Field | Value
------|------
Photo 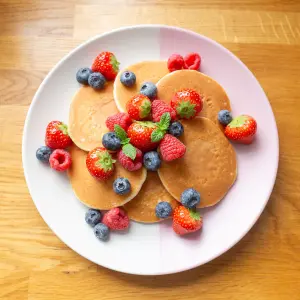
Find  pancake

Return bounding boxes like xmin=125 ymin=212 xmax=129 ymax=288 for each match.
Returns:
xmin=124 ymin=171 xmax=179 ymax=223
xmin=158 ymin=117 xmax=237 ymax=208
xmin=113 ymin=61 xmax=169 ymax=112
xmin=69 ymin=84 xmax=118 ymax=152
xmin=68 ymin=145 xmax=147 ymax=210
xmin=156 ymin=70 xmax=231 ymax=128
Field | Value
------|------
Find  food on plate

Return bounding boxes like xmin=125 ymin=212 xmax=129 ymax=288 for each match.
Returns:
xmin=143 ymin=151 xmax=161 ymax=171
xmin=159 ymin=134 xmax=186 ymax=162
xmin=88 ymin=72 xmax=106 ymax=90
xmin=93 ymin=223 xmax=110 ymax=241
xmin=85 ymin=208 xmax=102 ymax=227
xmin=168 ymin=121 xmax=184 ymax=137
xmin=45 ymin=121 xmax=73 ymax=149
xmin=126 ymin=94 xmax=151 ymax=121
xmin=151 ymin=99 xmax=176 ymax=123
xmin=183 ymin=53 xmax=201 ymax=70
xmin=76 ymin=67 xmax=92 ymax=85
xmin=102 ymin=207 xmax=130 ymax=230
xmin=113 ymin=177 xmax=131 ymax=195
xmin=36 ymin=146 xmax=53 ymax=163
xmin=49 ymin=149 xmax=72 ymax=172
xmin=139 ymin=81 xmax=157 ymax=100
xmin=218 ymin=109 xmax=233 ymax=126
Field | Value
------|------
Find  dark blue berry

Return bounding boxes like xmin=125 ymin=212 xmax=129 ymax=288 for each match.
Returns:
xmin=140 ymin=82 xmax=157 ymax=100
xmin=36 ymin=146 xmax=53 ymax=163
xmin=143 ymin=151 xmax=161 ymax=171
xmin=168 ymin=121 xmax=184 ymax=137
xmin=155 ymin=202 xmax=172 ymax=219
xmin=102 ymin=132 xmax=121 ymax=151
xmin=85 ymin=209 xmax=102 ymax=227
xmin=76 ymin=67 xmax=92 ymax=85
xmin=120 ymin=71 xmax=136 ymax=87
xmin=181 ymin=188 xmax=200 ymax=208
xmin=218 ymin=110 xmax=233 ymax=126
xmin=88 ymin=72 xmax=106 ymax=90
xmin=113 ymin=178 xmax=131 ymax=195
xmin=93 ymin=223 xmax=109 ymax=241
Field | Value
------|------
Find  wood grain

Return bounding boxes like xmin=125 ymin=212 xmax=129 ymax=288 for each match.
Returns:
xmin=0 ymin=1 xmax=300 ymax=299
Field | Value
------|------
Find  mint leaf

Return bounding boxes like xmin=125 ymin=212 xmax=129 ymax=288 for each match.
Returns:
xmin=158 ymin=112 xmax=171 ymax=131
xmin=114 ymin=125 xmax=127 ymax=142
xmin=151 ymin=129 xmax=164 ymax=143
xmin=122 ymin=143 xmax=137 ymax=160
xmin=121 ymin=138 xmax=130 ymax=145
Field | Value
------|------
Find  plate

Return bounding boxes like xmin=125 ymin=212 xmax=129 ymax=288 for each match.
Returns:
xmin=22 ymin=25 xmax=279 ymax=275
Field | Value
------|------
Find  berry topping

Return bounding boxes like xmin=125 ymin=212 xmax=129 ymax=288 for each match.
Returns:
xmin=151 ymin=99 xmax=176 ymax=123
xmin=117 ymin=148 xmax=143 ymax=171
xmin=168 ymin=121 xmax=184 ymax=138
xmin=183 ymin=53 xmax=201 ymax=70
xmin=180 ymin=188 xmax=201 ymax=208
xmin=114 ymin=125 xmax=137 ymax=160
xmin=155 ymin=202 xmax=173 ymax=219
xmin=120 ymin=71 xmax=136 ymax=87
xmin=151 ymin=112 xmax=171 ymax=143
xmin=94 ymin=223 xmax=110 ymax=241
xmin=45 ymin=121 xmax=73 ymax=149
xmin=159 ymin=134 xmax=186 ymax=162
xmin=102 ymin=132 xmax=121 ymax=151
xmin=102 ymin=207 xmax=130 ymax=231
xmin=167 ymin=54 xmax=185 ymax=72
xmin=140 ymin=82 xmax=157 ymax=100
xmin=105 ymin=113 xmax=132 ymax=132
xmin=171 ymin=89 xmax=203 ymax=119
xmin=143 ymin=151 xmax=161 ymax=171
xmin=113 ymin=177 xmax=131 ymax=195
xmin=36 ymin=146 xmax=53 ymax=163
xmin=76 ymin=67 xmax=92 ymax=85
xmin=126 ymin=94 xmax=151 ymax=121
xmin=49 ymin=149 xmax=72 ymax=172
xmin=88 ymin=72 xmax=106 ymax=90
xmin=86 ymin=147 xmax=116 ymax=180
xmin=218 ymin=110 xmax=233 ymax=126
xmin=91 ymin=51 xmax=119 ymax=81
xmin=85 ymin=209 xmax=102 ymax=227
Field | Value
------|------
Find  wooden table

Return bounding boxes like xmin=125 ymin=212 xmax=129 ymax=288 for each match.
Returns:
xmin=1 ymin=1 xmax=300 ymax=299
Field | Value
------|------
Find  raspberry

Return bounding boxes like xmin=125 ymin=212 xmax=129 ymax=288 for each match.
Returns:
xmin=105 ymin=113 xmax=132 ymax=131
xmin=167 ymin=54 xmax=185 ymax=72
xmin=118 ymin=148 xmax=143 ymax=171
xmin=159 ymin=134 xmax=186 ymax=161
xmin=49 ymin=149 xmax=72 ymax=171
xmin=102 ymin=207 xmax=130 ymax=230
xmin=184 ymin=53 xmax=201 ymax=70
xmin=151 ymin=100 xmax=177 ymax=123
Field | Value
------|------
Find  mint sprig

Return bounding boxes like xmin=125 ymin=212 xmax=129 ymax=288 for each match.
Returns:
xmin=151 ymin=113 xmax=171 ymax=143
xmin=114 ymin=125 xmax=137 ymax=160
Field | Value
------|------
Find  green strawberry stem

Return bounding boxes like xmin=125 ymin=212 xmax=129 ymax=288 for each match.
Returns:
xmin=58 ymin=123 xmax=69 ymax=135
xmin=228 ymin=116 xmax=248 ymax=128
xmin=96 ymin=151 xmax=115 ymax=171
xmin=189 ymin=209 xmax=201 ymax=220
xmin=110 ymin=55 xmax=120 ymax=73
xmin=176 ymin=101 xmax=196 ymax=119
xmin=140 ymin=101 xmax=151 ymax=118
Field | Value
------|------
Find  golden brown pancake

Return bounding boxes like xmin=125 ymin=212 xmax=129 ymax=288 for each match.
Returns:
xmin=156 ymin=70 xmax=231 ymax=128
xmin=158 ymin=118 xmax=237 ymax=208
xmin=124 ymin=172 xmax=179 ymax=223
xmin=68 ymin=145 xmax=147 ymax=210
xmin=68 ymin=84 xmax=118 ymax=152
xmin=113 ymin=61 xmax=169 ymax=112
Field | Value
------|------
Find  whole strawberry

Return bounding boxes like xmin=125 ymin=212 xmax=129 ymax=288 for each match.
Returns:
xmin=152 ymin=99 xmax=177 ymax=123
xmin=86 ymin=147 xmax=116 ymax=180
xmin=91 ymin=51 xmax=120 ymax=81
xmin=171 ymin=89 xmax=203 ymax=119
xmin=45 ymin=121 xmax=73 ymax=149
xmin=159 ymin=134 xmax=186 ymax=161
xmin=102 ymin=207 xmax=130 ymax=230
xmin=106 ymin=113 xmax=132 ymax=132
xmin=126 ymin=94 xmax=151 ymax=121
xmin=225 ymin=115 xmax=257 ymax=144
xmin=173 ymin=206 xmax=203 ymax=235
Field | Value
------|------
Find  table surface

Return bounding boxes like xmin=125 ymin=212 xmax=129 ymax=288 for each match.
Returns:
xmin=1 ymin=0 xmax=300 ymax=299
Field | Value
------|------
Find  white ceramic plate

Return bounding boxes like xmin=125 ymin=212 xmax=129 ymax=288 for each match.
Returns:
xmin=23 ymin=25 xmax=279 ymax=275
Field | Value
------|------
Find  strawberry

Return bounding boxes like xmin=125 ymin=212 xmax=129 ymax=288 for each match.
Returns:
xmin=184 ymin=53 xmax=201 ymax=70
xmin=102 ymin=207 xmax=130 ymax=230
xmin=159 ymin=134 xmax=186 ymax=161
xmin=105 ymin=113 xmax=132 ymax=132
xmin=152 ymin=100 xmax=177 ymax=123
xmin=86 ymin=147 xmax=116 ymax=180
xmin=126 ymin=94 xmax=151 ymax=121
xmin=167 ymin=54 xmax=185 ymax=72
xmin=171 ymin=89 xmax=203 ymax=119
xmin=45 ymin=121 xmax=73 ymax=149
xmin=91 ymin=51 xmax=120 ymax=81
xmin=173 ymin=206 xmax=203 ymax=235
xmin=224 ymin=115 xmax=257 ymax=144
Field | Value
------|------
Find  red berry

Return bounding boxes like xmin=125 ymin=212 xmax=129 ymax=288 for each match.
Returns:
xmin=171 ymin=89 xmax=203 ymax=119
xmin=118 ymin=148 xmax=143 ymax=171
xmin=126 ymin=94 xmax=151 ymax=121
xmin=102 ymin=207 xmax=130 ymax=230
xmin=105 ymin=113 xmax=132 ymax=132
xmin=49 ymin=149 xmax=72 ymax=172
xmin=91 ymin=51 xmax=120 ymax=81
xmin=151 ymin=100 xmax=177 ymax=123
xmin=167 ymin=54 xmax=185 ymax=72
xmin=45 ymin=121 xmax=73 ymax=149
xmin=159 ymin=134 xmax=186 ymax=161
xmin=184 ymin=53 xmax=201 ymax=70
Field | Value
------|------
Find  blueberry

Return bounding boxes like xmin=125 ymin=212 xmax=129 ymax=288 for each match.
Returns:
xmin=181 ymin=188 xmax=200 ymax=208
xmin=168 ymin=121 xmax=184 ymax=137
xmin=76 ymin=67 xmax=92 ymax=85
xmin=102 ymin=132 xmax=121 ymax=151
xmin=218 ymin=110 xmax=233 ymax=126
xmin=143 ymin=151 xmax=161 ymax=171
xmin=113 ymin=178 xmax=131 ymax=195
xmin=93 ymin=223 xmax=109 ymax=241
xmin=155 ymin=202 xmax=172 ymax=219
xmin=88 ymin=72 xmax=106 ymax=90
xmin=120 ymin=71 xmax=136 ymax=87
xmin=85 ymin=209 xmax=102 ymax=227
xmin=140 ymin=82 xmax=157 ymax=100
xmin=36 ymin=146 xmax=53 ymax=163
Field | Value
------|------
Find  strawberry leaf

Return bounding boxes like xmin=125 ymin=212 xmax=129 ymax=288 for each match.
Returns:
xmin=228 ymin=116 xmax=247 ymax=128
xmin=114 ymin=124 xmax=127 ymax=142
xmin=96 ymin=151 xmax=115 ymax=171
xmin=140 ymin=101 xmax=151 ymax=118
xmin=151 ymin=129 xmax=164 ymax=143
xmin=157 ymin=112 xmax=171 ymax=131
xmin=110 ymin=55 xmax=120 ymax=72
xmin=176 ymin=101 xmax=196 ymax=119
xmin=58 ymin=123 xmax=69 ymax=135
xmin=122 ymin=143 xmax=137 ymax=160
xmin=188 ymin=209 xmax=201 ymax=221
